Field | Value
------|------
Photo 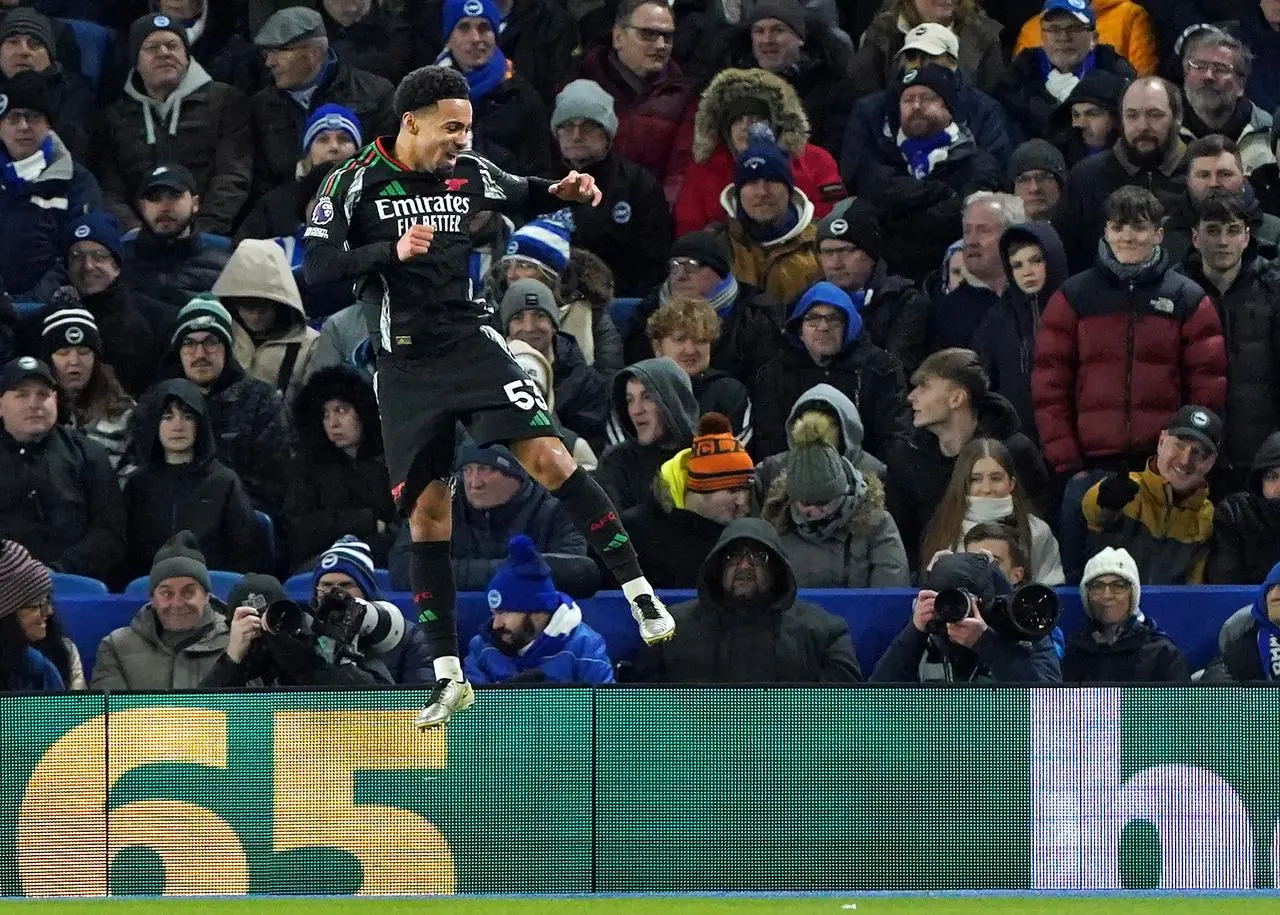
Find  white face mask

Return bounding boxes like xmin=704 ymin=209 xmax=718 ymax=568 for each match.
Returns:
xmin=966 ymin=494 xmax=1014 ymax=523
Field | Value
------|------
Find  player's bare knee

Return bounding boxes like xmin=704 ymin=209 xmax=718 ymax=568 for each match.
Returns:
xmin=513 ymin=437 xmax=574 ymax=489
xmin=408 ymin=482 xmax=453 ymax=540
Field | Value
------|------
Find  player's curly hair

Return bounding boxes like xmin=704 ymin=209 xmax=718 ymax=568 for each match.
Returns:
xmin=394 ymin=66 xmax=469 ymax=118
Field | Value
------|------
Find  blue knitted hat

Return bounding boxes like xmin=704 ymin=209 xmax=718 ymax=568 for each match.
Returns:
xmin=734 ymin=123 xmax=793 ymax=189
xmin=312 ymin=535 xmax=381 ymax=600
xmin=302 ymin=103 xmax=362 ymax=153
xmin=443 ymin=0 xmax=502 ymax=37
xmin=485 ymin=535 xmax=564 ymax=614
xmin=66 ymin=210 xmax=122 ymax=262
xmin=504 ymin=208 xmax=575 ymax=275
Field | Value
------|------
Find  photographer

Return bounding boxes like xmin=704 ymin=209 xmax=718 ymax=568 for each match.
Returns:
xmin=199 ymin=572 xmax=395 ymax=689
xmin=870 ymin=552 xmax=1062 ymax=684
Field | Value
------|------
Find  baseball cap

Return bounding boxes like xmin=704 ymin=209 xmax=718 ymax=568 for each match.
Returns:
xmin=137 ymin=163 xmax=196 ymax=198
xmin=1042 ymin=0 xmax=1096 ymax=28
xmin=1 ymin=356 xmax=56 ymax=393
xmin=1165 ymin=405 xmax=1223 ymax=455
xmin=899 ymin=23 xmax=959 ymax=59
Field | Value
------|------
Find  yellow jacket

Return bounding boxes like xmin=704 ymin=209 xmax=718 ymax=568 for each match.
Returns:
xmin=1014 ymin=0 xmax=1157 ymax=76
xmin=1082 ymin=461 xmax=1214 ymax=584
xmin=719 ymin=187 xmax=821 ymax=309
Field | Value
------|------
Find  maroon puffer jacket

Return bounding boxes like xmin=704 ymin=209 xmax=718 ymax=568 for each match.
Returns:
xmin=1031 ymin=252 xmax=1227 ymax=472
xmin=573 ymin=46 xmax=698 ymax=184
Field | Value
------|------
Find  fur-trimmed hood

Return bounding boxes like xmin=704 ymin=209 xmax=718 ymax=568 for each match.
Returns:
xmin=291 ymin=364 xmax=383 ymax=463
xmin=760 ymin=469 xmax=887 ymax=538
xmin=692 ymin=67 xmax=809 ymax=165
xmin=483 ymin=245 xmax=615 ymax=317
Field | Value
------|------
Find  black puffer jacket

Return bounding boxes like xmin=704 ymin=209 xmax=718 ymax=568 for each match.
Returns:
xmin=994 ymin=44 xmax=1136 ymax=142
xmin=122 ymin=379 xmax=259 ymax=578
xmin=321 ymin=2 xmax=414 ymax=83
xmin=249 ymin=56 xmax=395 ymax=192
xmin=641 ymin=518 xmax=863 ymax=683
xmin=58 ymin=280 xmax=160 ymax=397
xmin=551 ymin=331 xmax=610 ymax=454
xmin=858 ymin=260 xmax=930 ymax=375
xmin=973 ymin=221 xmax=1070 ymax=444
xmin=1207 ymin=433 xmax=1280 ymax=585
xmin=119 ymin=230 xmax=232 ymax=335
xmin=130 ymin=359 xmax=291 ymax=518
xmin=284 ymin=366 xmax=396 ymax=570
xmin=0 ymin=423 xmax=125 ymax=579
xmin=1061 ymin=614 xmax=1190 ymax=684
xmin=470 ymin=74 xmax=553 ymax=177
xmin=621 ymin=475 xmax=726 ymax=589
xmin=1177 ymin=252 xmax=1280 ymax=472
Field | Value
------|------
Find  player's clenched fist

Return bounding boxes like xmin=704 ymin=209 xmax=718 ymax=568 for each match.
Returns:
xmin=396 ymin=223 xmax=434 ymax=261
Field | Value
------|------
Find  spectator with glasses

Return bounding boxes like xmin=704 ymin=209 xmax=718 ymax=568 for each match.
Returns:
xmin=573 ymin=0 xmax=698 ymax=185
xmin=1178 ymin=28 xmax=1275 ymax=175
xmin=0 ymin=540 xmax=71 ymax=692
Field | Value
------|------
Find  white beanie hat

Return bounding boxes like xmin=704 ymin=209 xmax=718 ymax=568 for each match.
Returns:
xmin=1080 ymin=547 xmax=1141 ymax=616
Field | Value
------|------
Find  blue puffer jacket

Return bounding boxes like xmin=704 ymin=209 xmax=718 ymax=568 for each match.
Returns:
xmin=0 ymin=132 xmax=100 ymax=301
xmin=4 ymin=647 xmax=66 ymax=692
xmin=464 ymin=600 xmax=615 ymax=684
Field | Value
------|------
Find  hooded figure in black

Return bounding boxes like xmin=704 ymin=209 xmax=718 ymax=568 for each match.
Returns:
xmin=284 ymin=365 xmax=396 ymax=570
xmin=973 ymin=222 xmax=1070 ymax=444
xmin=637 ymin=517 xmax=862 ymax=684
xmin=1207 ymin=432 xmax=1280 ymax=584
xmin=122 ymin=378 xmax=258 ymax=580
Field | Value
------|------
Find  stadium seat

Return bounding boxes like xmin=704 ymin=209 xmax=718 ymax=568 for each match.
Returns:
xmin=123 ymin=570 xmax=245 ymax=601
xmin=51 ymin=572 xmax=109 ymax=598
xmin=255 ymin=511 xmax=276 ymax=571
xmin=609 ymin=297 xmax=643 ymax=337
xmin=57 ymin=18 xmax=115 ymax=88
xmin=13 ymin=301 xmax=42 ymax=319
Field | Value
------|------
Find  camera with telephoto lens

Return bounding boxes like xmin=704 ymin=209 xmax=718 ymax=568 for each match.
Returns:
xmin=262 ymin=589 xmax=406 ymax=663
xmin=932 ymin=583 xmax=1060 ymax=640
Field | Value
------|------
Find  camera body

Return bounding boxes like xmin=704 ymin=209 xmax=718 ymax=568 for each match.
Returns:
xmin=933 ymin=583 xmax=1060 ymax=641
xmin=259 ymin=591 xmax=406 ymax=668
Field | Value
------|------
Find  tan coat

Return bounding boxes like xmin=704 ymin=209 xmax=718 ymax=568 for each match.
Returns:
xmin=718 ymin=187 xmax=821 ymax=308
xmin=215 ymin=238 xmax=320 ymax=403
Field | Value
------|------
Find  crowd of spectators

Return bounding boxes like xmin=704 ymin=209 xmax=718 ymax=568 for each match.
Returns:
xmin=4 ymin=0 xmax=1280 ymax=690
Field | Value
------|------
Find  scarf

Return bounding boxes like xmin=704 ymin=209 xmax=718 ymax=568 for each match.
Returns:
xmin=897 ymin=123 xmax=960 ymax=179
xmin=0 ymin=135 xmax=53 ymax=188
xmin=1253 ymin=602 xmax=1280 ymax=681
xmin=1097 ymin=238 xmax=1164 ymax=284
xmin=290 ymin=50 xmax=337 ymax=110
xmin=739 ymin=198 xmax=799 ymax=243
xmin=1037 ymin=48 xmax=1097 ymax=102
xmin=436 ymin=46 xmax=511 ymax=103
xmin=965 ymin=495 xmax=1014 ymax=524
xmin=661 ymin=273 xmax=738 ymax=313
xmin=787 ymin=466 xmax=868 ymax=546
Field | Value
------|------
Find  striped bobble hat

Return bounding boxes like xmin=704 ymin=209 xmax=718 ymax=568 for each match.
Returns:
xmin=503 ymin=208 xmax=575 ymax=275
xmin=312 ymin=535 xmax=380 ymax=599
xmin=42 ymin=297 xmax=101 ymax=357
xmin=687 ymin=412 xmax=753 ymax=492
xmin=0 ymin=540 xmax=52 ymax=621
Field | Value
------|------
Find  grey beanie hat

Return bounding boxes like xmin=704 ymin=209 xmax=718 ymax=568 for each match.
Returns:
xmin=551 ymin=79 xmax=619 ymax=140
xmin=785 ymin=441 xmax=848 ymax=504
xmin=149 ymin=530 xmax=211 ymax=594
xmin=500 ymin=278 xmax=561 ymax=331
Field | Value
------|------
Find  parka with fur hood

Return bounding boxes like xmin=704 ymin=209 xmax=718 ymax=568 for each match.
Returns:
xmin=284 ymin=366 xmax=396 ymax=569
xmin=215 ymin=239 xmax=321 ymax=404
xmin=671 ymin=68 xmax=846 ymax=237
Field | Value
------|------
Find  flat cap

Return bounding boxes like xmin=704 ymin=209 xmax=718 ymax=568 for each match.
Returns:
xmin=255 ymin=7 xmax=325 ymax=49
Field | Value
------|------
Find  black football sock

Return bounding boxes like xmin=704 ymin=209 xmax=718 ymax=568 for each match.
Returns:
xmin=410 ymin=539 xmax=459 ymax=670
xmin=551 ymin=468 xmax=645 ymax=585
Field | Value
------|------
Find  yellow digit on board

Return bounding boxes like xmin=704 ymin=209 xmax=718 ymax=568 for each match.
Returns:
xmin=17 ymin=708 xmax=247 ymax=897
xmin=272 ymin=711 xmax=455 ymax=894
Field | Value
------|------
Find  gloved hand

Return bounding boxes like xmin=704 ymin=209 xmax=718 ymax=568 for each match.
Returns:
xmin=1095 ymin=473 xmax=1140 ymax=511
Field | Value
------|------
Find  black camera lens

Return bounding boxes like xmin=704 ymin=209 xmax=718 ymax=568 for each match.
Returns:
xmin=933 ymin=588 xmax=973 ymax=624
xmin=1006 ymin=583 xmax=1060 ymax=639
xmin=263 ymin=601 xmax=307 ymax=638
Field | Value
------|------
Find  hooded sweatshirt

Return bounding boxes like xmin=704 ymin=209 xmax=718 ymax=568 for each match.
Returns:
xmin=216 ymin=239 xmax=320 ymax=403
xmin=1207 ymin=432 xmax=1280 ymax=584
xmin=122 ymin=378 xmax=259 ymax=579
xmin=649 ymin=518 xmax=863 ymax=684
xmin=123 ymin=58 xmax=215 ymax=146
xmin=1061 ymin=546 xmax=1189 ymax=684
xmin=597 ymin=357 xmax=700 ymax=511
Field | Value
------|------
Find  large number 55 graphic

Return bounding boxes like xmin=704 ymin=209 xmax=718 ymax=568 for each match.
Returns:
xmin=503 ymin=378 xmax=550 ymax=413
xmin=16 ymin=708 xmax=454 ymax=897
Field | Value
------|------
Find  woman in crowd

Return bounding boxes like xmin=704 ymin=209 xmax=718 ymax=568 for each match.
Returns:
xmin=921 ymin=437 xmax=1064 ymax=583
xmin=0 ymin=540 xmax=68 ymax=692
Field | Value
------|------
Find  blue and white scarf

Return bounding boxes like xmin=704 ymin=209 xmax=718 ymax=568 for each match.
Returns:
xmin=897 ymin=123 xmax=961 ymax=179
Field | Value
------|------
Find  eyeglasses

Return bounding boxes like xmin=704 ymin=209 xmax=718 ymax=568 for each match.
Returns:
xmin=140 ymin=39 xmax=185 ymax=56
xmin=1041 ymin=23 xmax=1090 ymax=37
xmin=1 ymin=110 xmax=47 ymax=127
xmin=1185 ymin=59 xmax=1237 ymax=78
xmin=624 ymin=24 xmax=675 ymax=45
xmin=68 ymin=248 xmax=115 ymax=267
xmin=801 ymin=312 xmax=845 ymax=328
xmin=18 ymin=598 xmax=53 ymax=616
xmin=1086 ymin=580 xmax=1132 ymax=596
xmin=668 ymin=257 xmax=703 ymax=275
xmin=725 ymin=547 xmax=769 ymax=567
xmin=180 ymin=337 xmax=223 ymax=354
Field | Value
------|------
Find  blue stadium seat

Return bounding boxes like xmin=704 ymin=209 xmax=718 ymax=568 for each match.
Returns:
xmin=609 ymin=297 xmax=643 ymax=337
xmin=14 ymin=301 xmax=42 ymax=319
xmin=255 ymin=511 xmax=276 ymax=571
xmin=51 ymin=572 xmax=109 ymax=598
xmin=123 ymin=570 xmax=245 ymax=601
xmin=57 ymin=18 xmax=115 ymax=88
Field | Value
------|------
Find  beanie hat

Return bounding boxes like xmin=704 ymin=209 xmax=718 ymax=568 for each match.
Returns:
xmin=670 ymin=230 xmax=732 ymax=279
xmin=226 ymin=573 xmax=287 ymax=613
xmin=504 ymin=209 xmax=574 ymax=275
xmin=785 ymin=412 xmax=849 ymax=503
xmin=748 ymin=0 xmax=807 ymax=39
xmin=302 ymin=103 xmax=362 ymax=154
xmin=1007 ymin=139 xmax=1067 ymax=189
xmin=66 ymin=210 xmax=123 ymax=262
xmin=816 ymin=199 xmax=882 ymax=260
xmin=926 ymin=551 xmax=1011 ymax=609
xmin=0 ymin=9 xmax=55 ymax=56
xmin=313 ymin=535 xmax=381 ymax=600
xmin=687 ymin=413 xmax=754 ymax=492
xmin=735 ymin=123 xmax=794 ymax=190
xmin=551 ymin=79 xmax=618 ymax=140
xmin=1080 ymin=546 xmax=1141 ymax=616
xmin=0 ymin=539 xmax=51 ymax=621
xmin=485 ymin=535 xmax=565 ymax=614
xmin=170 ymin=294 xmax=234 ymax=352
xmin=42 ymin=303 xmax=102 ymax=357
xmin=456 ymin=441 xmax=526 ymax=479
xmin=0 ymin=69 xmax=54 ymax=120
xmin=500 ymin=277 xmax=560 ymax=331
xmin=443 ymin=0 xmax=502 ymax=37
xmin=898 ymin=64 xmax=960 ymax=118
xmin=149 ymin=530 xmax=210 ymax=594
xmin=128 ymin=12 xmax=189 ymax=66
